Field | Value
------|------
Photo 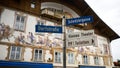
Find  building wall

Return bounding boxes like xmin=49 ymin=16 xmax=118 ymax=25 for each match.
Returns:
xmin=24 ymin=47 xmax=32 ymax=62
xmin=0 ymin=45 xmax=8 ymax=60
xmin=0 ymin=7 xmax=113 ymax=68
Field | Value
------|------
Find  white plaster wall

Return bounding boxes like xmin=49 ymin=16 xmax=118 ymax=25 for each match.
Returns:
xmin=76 ymin=54 xmax=82 ymax=64
xmin=25 ymin=15 xmax=36 ymax=34
xmin=1 ymin=9 xmax=15 ymax=27
xmin=90 ymin=56 xmax=94 ymax=65
xmin=24 ymin=47 xmax=32 ymax=62
xmin=0 ymin=45 xmax=8 ymax=60
xmin=45 ymin=50 xmax=52 ymax=62
xmin=100 ymin=57 xmax=104 ymax=65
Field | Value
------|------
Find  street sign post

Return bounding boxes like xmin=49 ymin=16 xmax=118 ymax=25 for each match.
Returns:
xmin=66 ymin=16 xmax=93 ymax=26
xmin=35 ymin=25 xmax=62 ymax=33
xmin=35 ymin=16 xmax=94 ymax=68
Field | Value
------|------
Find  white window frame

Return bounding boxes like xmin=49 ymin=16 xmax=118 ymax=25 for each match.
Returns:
xmin=94 ymin=56 xmax=99 ymax=65
xmin=68 ymin=52 xmax=74 ymax=64
xmin=14 ymin=14 xmax=26 ymax=32
xmin=54 ymin=51 xmax=62 ymax=63
xmin=83 ymin=55 xmax=88 ymax=64
xmin=9 ymin=46 xmax=22 ymax=60
xmin=33 ymin=49 xmax=43 ymax=62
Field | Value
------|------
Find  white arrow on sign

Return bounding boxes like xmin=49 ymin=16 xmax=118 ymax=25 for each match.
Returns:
xmin=66 ymin=36 xmax=97 ymax=48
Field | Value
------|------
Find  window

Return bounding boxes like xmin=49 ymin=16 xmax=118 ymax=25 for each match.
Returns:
xmin=55 ymin=51 xmax=61 ymax=63
xmin=14 ymin=14 xmax=26 ymax=31
xmin=83 ymin=55 xmax=88 ymax=64
xmin=9 ymin=46 xmax=22 ymax=60
xmin=68 ymin=52 xmax=74 ymax=64
xmin=37 ymin=20 xmax=45 ymax=25
xmin=30 ymin=0 xmax=36 ymax=8
xmin=34 ymin=49 xmax=43 ymax=62
xmin=94 ymin=56 xmax=99 ymax=65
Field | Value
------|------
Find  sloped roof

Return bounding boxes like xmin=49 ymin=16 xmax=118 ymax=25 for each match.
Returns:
xmin=66 ymin=0 xmax=120 ymax=41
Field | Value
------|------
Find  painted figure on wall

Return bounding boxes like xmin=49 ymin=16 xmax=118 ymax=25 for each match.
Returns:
xmin=27 ymin=32 xmax=35 ymax=44
xmin=79 ymin=46 xmax=84 ymax=53
xmin=14 ymin=33 xmax=25 ymax=44
xmin=0 ymin=23 xmax=14 ymax=41
xmin=37 ymin=36 xmax=44 ymax=44
xmin=14 ymin=32 xmax=36 ymax=45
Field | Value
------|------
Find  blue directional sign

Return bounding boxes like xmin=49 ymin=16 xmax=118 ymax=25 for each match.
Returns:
xmin=35 ymin=25 xmax=62 ymax=33
xmin=66 ymin=16 xmax=93 ymax=26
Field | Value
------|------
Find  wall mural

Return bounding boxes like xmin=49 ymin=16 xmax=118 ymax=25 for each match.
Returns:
xmin=0 ymin=23 xmax=14 ymax=41
xmin=14 ymin=32 xmax=62 ymax=47
xmin=78 ymin=46 xmax=103 ymax=55
xmin=0 ymin=22 xmax=107 ymax=55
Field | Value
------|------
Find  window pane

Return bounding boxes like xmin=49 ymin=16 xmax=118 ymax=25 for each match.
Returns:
xmin=16 ymin=53 xmax=20 ymax=59
xmin=16 ymin=15 xmax=20 ymax=21
xmin=21 ymin=16 xmax=25 ymax=23
xmin=34 ymin=52 xmax=38 ymax=61
xmin=55 ymin=52 xmax=57 ymax=55
xmin=10 ymin=52 xmax=15 ymax=60
xmin=16 ymin=47 xmax=21 ymax=59
xmin=20 ymin=16 xmax=25 ymax=31
xmin=39 ymin=54 xmax=42 ymax=60
xmin=39 ymin=50 xmax=42 ymax=53
xmin=10 ymin=46 xmax=16 ymax=59
xmin=35 ymin=50 xmax=38 ymax=53
xmin=35 ymin=50 xmax=38 ymax=60
xmin=39 ymin=50 xmax=42 ymax=60
xmin=17 ymin=47 xmax=21 ymax=51
xmin=11 ymin=46 xmax=16 ymax=51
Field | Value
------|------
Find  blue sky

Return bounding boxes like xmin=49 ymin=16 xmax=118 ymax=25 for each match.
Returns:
xmin=85 ymin=0 xmax=120 ymax=61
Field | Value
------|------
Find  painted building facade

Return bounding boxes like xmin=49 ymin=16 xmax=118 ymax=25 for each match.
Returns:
xmin=0 ymin=1 xmax=119 ymax=68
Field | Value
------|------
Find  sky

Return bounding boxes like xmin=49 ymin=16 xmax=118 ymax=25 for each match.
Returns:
xmin=85 ymin=0 xmax=120 ymax=61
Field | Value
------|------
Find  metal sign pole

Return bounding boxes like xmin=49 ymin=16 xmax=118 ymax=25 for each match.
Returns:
xmin=62 ymin=16 xmax=66 ymax=68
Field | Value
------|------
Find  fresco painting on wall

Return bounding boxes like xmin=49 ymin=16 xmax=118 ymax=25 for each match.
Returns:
xmin=14 ymin=32 xmax=62 ymax=47
xmin=0 ymin=23 xmax=14 ymax=41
